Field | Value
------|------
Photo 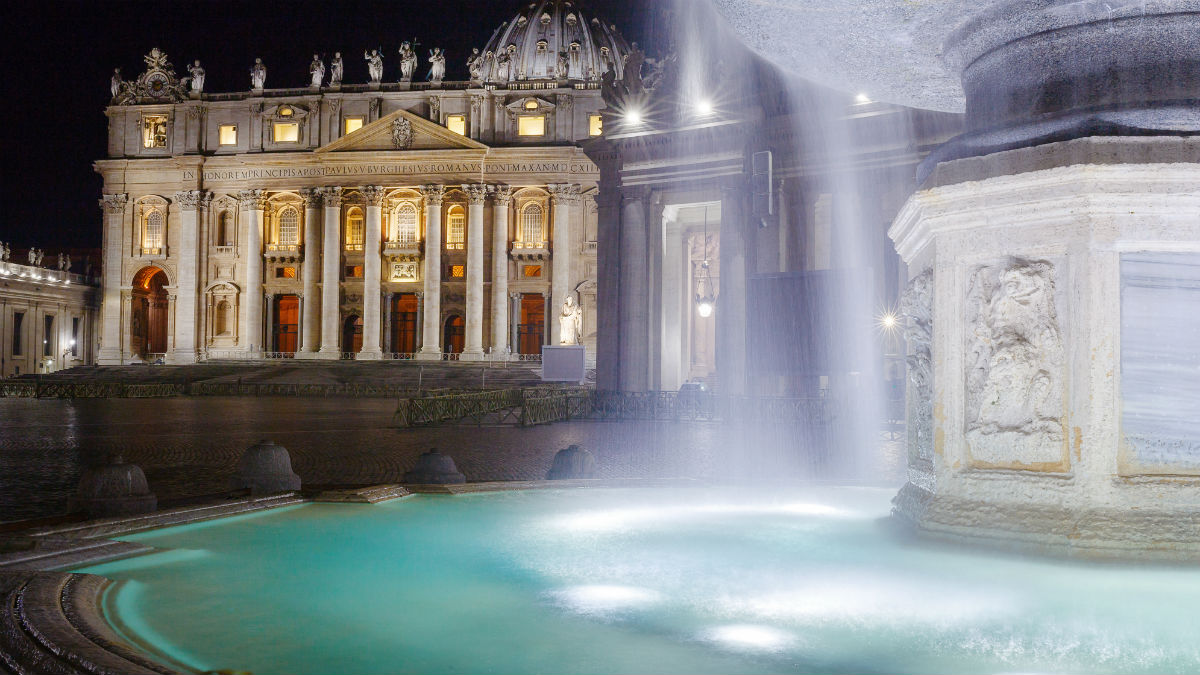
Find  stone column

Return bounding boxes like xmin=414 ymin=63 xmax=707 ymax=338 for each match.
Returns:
xmin=548 ymin=184 xmax=580 ymax=345
xmin=238 ymin=190 xmax=267 ymax=356
xmin=509 ymin=291 xmax=521 ymax=355
xmin=595 ymin=187 xmax=621 ymax=391
xmin=418 ymin=185 xmax=446 ymax=359
xmin=318 ymin=187 xmax=343 ymax=357
xmin=360 ymin=185 xmax=384 ymax=360
xmin=660 ymin=207 xmax=685 ymax=391
xmin=414 ymin=291 xmax=424 ymax=349
xmin=264 ymin=293 xmax=275 ymax=352
xmin=171 ymin=190 xmax=208 ymax=364
xmin=300 ymin=189 xmax=322 ymax=354
xmin=491 ymin=186 xmax=513 ymax=356
xmin=98 ymin=193 xmax=128 ymax=365
xmin=463 ymin=184 xmax=489 ymax=360
xmin=718 ymin=184 xmax=748 ymax=396
xmin=619 ymin=188 xmax=649 ymax=392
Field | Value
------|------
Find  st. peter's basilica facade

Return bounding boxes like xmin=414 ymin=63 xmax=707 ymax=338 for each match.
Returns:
xmin=97 ymin=0 xmax=628 ymax=364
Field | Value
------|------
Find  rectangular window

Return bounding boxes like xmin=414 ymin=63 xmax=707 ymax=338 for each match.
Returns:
xmin=11 ymin=312 xmax=23 ymax=356
xmin=71 ymin=318 xmax=80 ymax=357
xmin=450 ymin=265 xmax=465 ymax=279
xmin=523 ymin=265 xmax=543 ymax=278
xmin=275 ymin=267 xmax=297 ymax=279
xmin=343 ymin=117 xmax=364 ymax=135
xmin=43 ymin=315 xmax=54 ymax=357
xmin=273 ymin=122 xmax=300 ymax=143
xmin=218 ymin=124 xmax=238 ymax=146
xmin=445 ymin=114 xmax=466 ymax=136
xmin=589 ymin=114 xmax=603 ymax=136
xmin=518 ymin=115 xmax=546 ymax=136
xmin=344 ymin=265 xmax=363 ymax=279
xmin=142 ymin=115 xmax=168 ymax=148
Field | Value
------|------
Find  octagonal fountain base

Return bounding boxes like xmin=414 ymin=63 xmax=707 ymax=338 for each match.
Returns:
xmin=889 ymin=135 xmax=1200 ymax=560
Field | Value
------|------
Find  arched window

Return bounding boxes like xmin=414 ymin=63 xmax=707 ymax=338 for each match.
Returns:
xmin=278 ymin=207 xmax=299 ymax=247
xmin=215 ymin=300 xmax=230 ymax=335
xmin=144 ymin=209 xmax=164 ymax=252
xmin=345 ymin=209 xmax=364 ymax=250
xmin=218 ymin=211 xmax=234 ymax=246
xmin=393 ymin=202 xmax=418 ymax=244
xmin=521 ymin=203 xmax=545 ymax=245
xmin=446 ymin=206 xmax=465 ymax=250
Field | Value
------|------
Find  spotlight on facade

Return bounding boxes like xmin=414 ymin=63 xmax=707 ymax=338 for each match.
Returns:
xmin=624 ymin=109 xmax=643 ymax=125
xmin=696 ymin=99 xmax=714 ymax=116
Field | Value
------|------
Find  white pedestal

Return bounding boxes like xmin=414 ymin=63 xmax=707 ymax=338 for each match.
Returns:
xmin=542 ymin=345 xmax=586 ymax=383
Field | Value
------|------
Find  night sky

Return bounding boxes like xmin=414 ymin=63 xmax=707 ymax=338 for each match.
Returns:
xmin=0 ymin=0 xmax=652 ymax=252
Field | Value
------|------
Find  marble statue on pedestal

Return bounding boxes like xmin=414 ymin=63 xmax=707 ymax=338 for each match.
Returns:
xmin=467 ymin=48 xmax=484 ymax=83
xmin=428 ymin=48 xmax=446 ymax=84
xmin=187 ymin=60 xmax=205 ymax=93
xmin=365 ymin=49 xmax=384 ymax=84
xmin=309 ymin=54 xmax=325 ymax=88
xmin=399 ymin=42 xmax=418 ymax=82
xmin=250 ymin=58 xmax=267 ymax=90
xmin=110 ymin=68 xmax=122 ymax=98
xmin=330 ymin=52 xmax=344 ymax=85
xmin=559 ymin=296 xmax=583 ymax=345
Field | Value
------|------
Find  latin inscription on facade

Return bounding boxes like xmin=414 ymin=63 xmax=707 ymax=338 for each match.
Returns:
xmin=186 ymin=162 xmax=600 ymax=182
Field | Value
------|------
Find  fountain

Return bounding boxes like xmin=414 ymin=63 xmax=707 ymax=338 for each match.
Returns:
xmin=715 ymin=0 xmax=1200 ymax=558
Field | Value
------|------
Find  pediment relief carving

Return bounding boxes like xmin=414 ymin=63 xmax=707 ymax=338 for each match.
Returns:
xmin=316 ymin=109 xmax=487 ymax=154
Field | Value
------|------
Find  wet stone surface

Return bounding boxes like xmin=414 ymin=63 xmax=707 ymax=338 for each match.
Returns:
xmin=0 ymin=397 xmax=904 ymax=523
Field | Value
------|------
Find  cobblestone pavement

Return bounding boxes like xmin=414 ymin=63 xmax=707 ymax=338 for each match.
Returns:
xmin=0 ymin=398 xmax=905 ymax=524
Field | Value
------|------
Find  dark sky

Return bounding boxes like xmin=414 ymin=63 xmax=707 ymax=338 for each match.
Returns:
xmin=0 ymin=0 xmax=652 ymax=252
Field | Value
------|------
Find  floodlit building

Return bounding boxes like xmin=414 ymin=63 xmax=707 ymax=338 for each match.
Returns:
xmin=0 ymin=249 xmax=100 ymax=377
xmin=96 ymin=1 xmax=632 ymax=364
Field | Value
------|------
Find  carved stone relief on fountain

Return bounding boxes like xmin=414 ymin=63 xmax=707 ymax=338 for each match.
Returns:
xmin=899 ymin=268 xmax=935 ymax=489
xmin=964 ymin=258 xmax=1067 ymax=469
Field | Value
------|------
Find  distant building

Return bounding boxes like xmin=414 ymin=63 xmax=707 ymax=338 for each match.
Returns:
xmin=0 ymin=248 xmax=100 ymax=377
xmin=96 ymin=1 xmax=631 ymax=364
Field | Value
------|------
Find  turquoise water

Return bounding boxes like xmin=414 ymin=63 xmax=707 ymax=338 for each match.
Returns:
xmin=76 ymin=487 xmax=1200 ymax=675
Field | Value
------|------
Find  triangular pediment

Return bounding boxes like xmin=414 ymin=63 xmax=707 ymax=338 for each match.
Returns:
xmin=317 ymin=109 xmax=487 ymax=153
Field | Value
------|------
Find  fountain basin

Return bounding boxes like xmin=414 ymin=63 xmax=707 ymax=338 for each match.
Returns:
xmin=74 ymin=486 xmax=1200 ymax=674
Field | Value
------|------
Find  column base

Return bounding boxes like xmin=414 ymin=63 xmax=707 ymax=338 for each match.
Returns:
xmin=97 ymin=350 xmax=123 ymax=366
xmin=314 ymin=349 xmax=342 ymax=361
xmin=168 ymin=351 xmax=198 ymax=365
xmin=416 ymin=350 xmax=443 ymax=362
xmin=358 ymin=350 xmax=384 ymax=361
xmin=460 ymin=350 xmax=486 ymax=362
xmin=293 ymin=351 xmax=325 ymax=361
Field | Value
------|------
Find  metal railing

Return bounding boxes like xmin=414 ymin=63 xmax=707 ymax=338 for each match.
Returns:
xmin=0 ymin=381 xmax=184 ymax=399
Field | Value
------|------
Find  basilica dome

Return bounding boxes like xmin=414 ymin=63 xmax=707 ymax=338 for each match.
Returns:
xmin=476 ymin=0 xmax=632 ymax=83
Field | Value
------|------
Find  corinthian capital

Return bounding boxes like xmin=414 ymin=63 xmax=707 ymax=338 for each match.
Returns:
xmin=174 ymin=189 xmax=211 ymax=211
xmin=237 ymin=189 xmax=268 ymax=211
xmin=463 ymin=184 xmax=490 ymax=205
xmin=99 ymin=193 xmax=129 ymax=214
xmin=320 ymin=186 xmax=344 ymax=208
xmin=300 ymin=188 xmax=322 ymax=209
xmin=548 ymin=183 xmax=582 ymax=203
xmin=492 ymin=185 xmax=514 ymax=204
xmin=362 ymin=185 xmax=385 ymax=206
xmin=420 ymin=184 xmax=446 ymax=206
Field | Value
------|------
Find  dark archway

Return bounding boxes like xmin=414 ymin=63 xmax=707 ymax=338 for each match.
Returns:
xmin=131 ymin=267 xmax=169 ymax=358
xmin=443 ymin=315 xmax=464 ymax=356
xmin=343 ymin=315 xmax=363 ymax=354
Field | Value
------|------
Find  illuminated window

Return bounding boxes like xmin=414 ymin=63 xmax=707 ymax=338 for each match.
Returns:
xmin=589 ymin=114 xmax=603 ymax=136
xmin=345 ymin=210 xmax=364 ymax=250
xmin=523 ymin=265 xmax=542 ymax=278
xmin=275 ymin=267 xmax=297 ymax=279
xmin=343 ymin=117 xmax=364 ymax=135
xmin=393 ymin=202 xmax=419 ymax=244
xmin=445 ymin=114 xmax=466 ymax=136
xmin=277 ymin=208 xmax=299 ymax=247
xmin=142 ymin=115 xmax=168 ymax=148
xmin=521 ymin=203 xmax=545 ymax=244
xmin=344 ymin=265 xmax=364 ymax=278
xmin=219 ymin=124 xmax=238 ymax=146
xmin=446 ymin=206 xmax=465 ymax=250
xmin=273 ymin=122 xmax=299 ymax=143
xmin=451 ymin=265 xmax=465 ymax=278
xmin=518 ymin=116 xmax=545 ymax=136
xmin=524 ymin=99 xmax=539 ymax=110
xmin=143 ymin=209 xmax=165 ymax=252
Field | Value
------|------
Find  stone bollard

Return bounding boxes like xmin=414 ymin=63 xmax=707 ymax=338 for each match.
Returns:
xmin=76 ymin=454 xmax=157 ymax=518
xmin=403 ymin=449 xmax=466 ymax=484
xmin=546 ymin=444 xmax=598 ymax=480
xmin=232 ymin=440 xmax=301 ymax=495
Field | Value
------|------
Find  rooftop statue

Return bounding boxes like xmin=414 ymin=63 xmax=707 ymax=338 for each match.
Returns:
xmin=467 ymin=48 xmax=484 ymax=84
xmin=110 ymin=68 xmax=122 ymax=99
xmin=250 ymin=58 xmax=267 ymax=90
xmin=365 ymin=49 xmax=384 ymax=84
xmin=555 ymin=51 xmax=570 ymax=80
xmin=428 ymin=48 xmax=446 ymax=85
xmin=309 ymin=54 xmax=325 ymax=88
xmin=111 ymin=49 xmax=189 ymax=105
xmin=187 ymin=60 xmax=205 ymax=94
xmin=398 ymin=41 xmax=418 ymax=82
xmin=330 ymin=52 xmax=344 ymax=86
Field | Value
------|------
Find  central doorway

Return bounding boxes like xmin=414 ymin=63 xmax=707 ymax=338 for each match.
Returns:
xmin=131 ymin=267 xmax=169 ymax=359
xmin=443 ymin=315 xmax=464 ymax=356
xmin=391 ymin=293 xmax=419 ymax=354
xmin=518 ymin=293 xmax=545 ymax=355
xmin=274 ymin=296 xmax=299 ymax=355
xmin=343 ymin=315 xmax=363 ymax=354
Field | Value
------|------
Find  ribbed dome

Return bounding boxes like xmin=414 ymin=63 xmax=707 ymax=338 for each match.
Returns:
xmin=476 ymin=0 xmax=632 ymax=83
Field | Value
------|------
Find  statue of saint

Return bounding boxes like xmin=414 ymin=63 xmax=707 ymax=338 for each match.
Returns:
xmin=466 ymin=48 xmax=484 ymax=83
xmin=428 ymin=48 xmax=446 ymax=84
xmin=364 ymin=49 xmax=384 ymax=84
xmin=309 ymin=54 xmax=325 ymax=88
xmin=250 ymin=58 xmax=267 ymax=90
xmin=556 ymin=51 xmax=570 ymax=80
xmin=330 ymin=52 xmax=344 ymax=85
xmin=187 ymin=60 xmax=205 ymax=93
xmin=110 ymin=68 xmax=122 ymax=98
xmin=495 ymin=51 xmax=512 ymax=82
xmin=398 ymin=42 xmax=418 ymax=82
xmin=558 ymin=296 xmax=583 ymax=346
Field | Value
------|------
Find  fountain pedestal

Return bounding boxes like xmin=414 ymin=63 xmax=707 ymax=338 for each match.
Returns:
xmin=890 ymin=136 xmax=1200 ymax=559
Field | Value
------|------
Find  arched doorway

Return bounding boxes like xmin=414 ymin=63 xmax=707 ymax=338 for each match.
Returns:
xmin=274 ymin=295 xmax=299 ymax=354
xmin=342 ymin=315 xmax=363 ymax=355
xmin=443 ymin=315 xmax=464 ymax=356
xmin=131 ymin=267 xmax=169 ymax=359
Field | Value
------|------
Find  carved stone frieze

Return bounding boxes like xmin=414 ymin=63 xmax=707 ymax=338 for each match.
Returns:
xmin=174 ymin=190 xmax=211 ymax=211
xmin=391 ymin=117 xmax=414 ymax=149
xmin=965 ymin=258 xmax=1066 ymax=468
xmin=900 ymin=269 xmax=935 ymax=485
